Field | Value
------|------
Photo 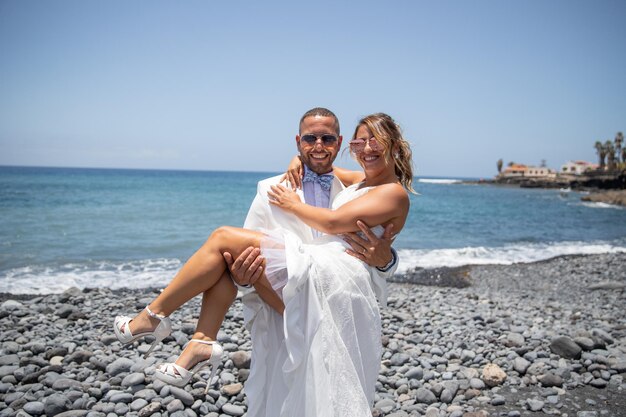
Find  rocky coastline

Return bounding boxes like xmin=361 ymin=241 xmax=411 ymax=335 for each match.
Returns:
xmin=464 ymin=171 xmax=626 ymax=207
xmin=1 ymin=252 xmax=625 ymax=417
xmin=580 ymin=190 xmax=626 ymax=207
xmin=481 ymin=170 xmax=626 ymax=191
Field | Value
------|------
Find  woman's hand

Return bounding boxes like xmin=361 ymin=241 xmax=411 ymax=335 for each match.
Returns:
xmin=268 ymin=184 xmax=302 ymax=212
xmin=279 ymin=155 xmax=304 ymax=190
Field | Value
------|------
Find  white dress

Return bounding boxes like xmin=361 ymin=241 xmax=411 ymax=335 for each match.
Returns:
xmin=253 ymin=183 xmax=387 ymax=417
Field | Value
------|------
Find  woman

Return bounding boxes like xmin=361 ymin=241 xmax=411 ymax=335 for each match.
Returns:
xmin=113 ymin=112 xmax=414 ymax=415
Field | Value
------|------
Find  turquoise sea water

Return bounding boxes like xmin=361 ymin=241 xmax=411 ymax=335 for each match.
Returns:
xmin=1 ymin=166 xmax=625 ymax=294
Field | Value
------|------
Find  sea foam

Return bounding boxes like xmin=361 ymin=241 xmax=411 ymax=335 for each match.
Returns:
xmin=418 ymin=178 xmax=461 ymax=184
xmin=0 ymin=258 xmax=183 ymax=294
xmin=3 ymin=241 xmax=625 ymax=294
xmin=396 ymin=240 xmax=626 ymax=274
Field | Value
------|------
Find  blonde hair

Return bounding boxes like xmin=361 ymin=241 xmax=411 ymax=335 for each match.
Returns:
xmin=351 ymin=113 xmax=415 ymax=193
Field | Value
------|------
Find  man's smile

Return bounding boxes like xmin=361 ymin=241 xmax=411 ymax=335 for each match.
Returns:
xmin=310 ymin=152 xmax=329 ymax=160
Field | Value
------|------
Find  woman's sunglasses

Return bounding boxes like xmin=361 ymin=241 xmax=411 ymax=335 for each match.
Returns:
xmin=349 ymin=137 xmax=382 ymax=153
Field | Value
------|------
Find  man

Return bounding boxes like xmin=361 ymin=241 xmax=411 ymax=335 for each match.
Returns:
xmin=223 ymin=107 xmax=398 ymax=416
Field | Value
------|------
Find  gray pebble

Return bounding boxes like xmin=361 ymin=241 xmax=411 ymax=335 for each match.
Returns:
xmin=470 ymin=378 xmax=485 ymax=389
xmin=591 ymin=329 xmax=614 ymax=345
xmin=0 ymin=354 xmax=19 ymax=366
xmin=526 ymin=398 xmax=544 ymax=411
xmin=0 ymin=365 xmax=18 ymax=379
xmin=114 ymin=402 xmax=129 ymax=415
xmin=52 ymin=378 xmax=83 ymax=391
xmin=130 ymin=398 xmax=148 ymax=411
xmin=550 ymin=336 xmax=582 ymax=359
xmin=416 ymin=387 xmax=437 ymax=404
xmin=109 ymin=392 xmax=133 ymax=403
xmin=538 ymin=373 xmax=563 ymax=387
xmin=221 ymin=403 xmax=245 ymax=416
xmin=105 ymin=357 xmax=135 ymax=376
xmin=506 ymin=332 xmax=525 ymax=347
xmin=23 ymin=401 xmax=45 ymax=416
xmin=169 ymin=386 xmax=194 ymax=406
xmin=491 ymin=395 xmax=506 ymax=406
xmin=375 ymin=398 xmax=395 ymax=413
xmin=54 ymin=411 xmax=89 ymax=417
xmin=390 ymin=353 xmax=411 ymax=366
xmin=589 ymin=378 xmax=608 ymax=388
xmin=121 ymin=372 xmax=145 ymax=387
xmin=44 ymin=394 xmax=71 ymax=416
xmin=405 ymin=367 xmax=423 ymax=380
xmin=513 ymin=357 xmax=530 ymax=374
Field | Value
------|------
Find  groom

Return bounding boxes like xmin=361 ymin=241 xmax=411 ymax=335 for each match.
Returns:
xmin=223 ymin=107 xmax=398 ymax=415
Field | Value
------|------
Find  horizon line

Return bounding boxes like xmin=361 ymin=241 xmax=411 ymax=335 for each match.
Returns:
xmin=0 ymin=164 xmax=484 ymax=180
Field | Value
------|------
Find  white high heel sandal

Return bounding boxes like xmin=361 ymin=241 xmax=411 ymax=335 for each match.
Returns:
xmin=153 ymin=339 xmax=223 ymax=393
xmin=113 ymin=306 xmax=172 ymax=358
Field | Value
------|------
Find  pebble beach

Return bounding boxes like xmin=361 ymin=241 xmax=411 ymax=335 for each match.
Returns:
xmin=1 ymin=253 xmax=625 ymax=417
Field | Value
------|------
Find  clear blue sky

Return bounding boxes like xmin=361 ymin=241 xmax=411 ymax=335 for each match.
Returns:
xmin=1 ymin=0 xmax=625 ymax=178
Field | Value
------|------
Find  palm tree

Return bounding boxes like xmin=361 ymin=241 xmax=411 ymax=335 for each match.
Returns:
xmin=497 ymin=159 xmax=503 ymax=174
xmin=605 ymin=140 xmax=616 ymax=171
xmin=595 ymin=141 xmax=606 ymax=169
xmin=615 ymin=132 xmax=624 ymax=163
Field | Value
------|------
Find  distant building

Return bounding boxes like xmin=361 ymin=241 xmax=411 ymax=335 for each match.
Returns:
xmin=560 ymin=161 xmax=598 ymax=175
xmin=501 ymin=164 xmax=527 ymax=177
xmin=501 ymin=164 xmax=556 ymax=178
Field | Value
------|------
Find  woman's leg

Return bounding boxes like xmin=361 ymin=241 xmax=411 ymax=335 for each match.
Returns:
xmin=164 ymin=257 xmax=285 ymax=371
xmin=127 ymin=226 xmax=284 ymax=335
xmin=171 ymin=270 xmax=237 ymax=369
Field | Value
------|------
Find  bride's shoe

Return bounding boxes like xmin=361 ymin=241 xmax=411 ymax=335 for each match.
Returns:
xmin=113 ymin=306 xmax=172 ymax=358
xmin=153 ymin=339 xmax=223 ymax=393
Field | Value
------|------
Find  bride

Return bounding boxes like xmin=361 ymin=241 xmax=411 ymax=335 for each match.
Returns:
xmin=113 ymin=112 xmax=414 ymax=416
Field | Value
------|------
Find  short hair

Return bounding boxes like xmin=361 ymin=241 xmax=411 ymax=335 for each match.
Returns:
xmin=299 ymin=107 xmax=340 ymax=135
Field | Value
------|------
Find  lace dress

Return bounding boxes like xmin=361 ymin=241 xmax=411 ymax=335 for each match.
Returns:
xmin=253 ymin=183 xmax=387 ymax=417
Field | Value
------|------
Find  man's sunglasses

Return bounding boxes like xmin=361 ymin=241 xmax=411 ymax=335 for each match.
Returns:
xmin=300 ymin=134 xmax=338 ymax=146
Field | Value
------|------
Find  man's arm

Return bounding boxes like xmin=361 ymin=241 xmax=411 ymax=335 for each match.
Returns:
xmin=342 ymin=221 xmax=398 ymax=278
xmin=228 ymin=221 xmax=398 ymax=285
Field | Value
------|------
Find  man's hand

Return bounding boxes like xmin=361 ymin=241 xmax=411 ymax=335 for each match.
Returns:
xmin=343 ymin=221 xmax=395 ymax=268
xmin=224 ymin=247 xmax=264 ymax=287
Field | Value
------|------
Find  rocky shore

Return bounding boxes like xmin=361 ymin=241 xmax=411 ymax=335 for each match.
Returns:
xmin=581 ymin=190 xmax=626 ymax=207
xmin=486 ymin=170 xmax=626 ymax=191
xmin=1 ymin=253 xmax=625 ymax=417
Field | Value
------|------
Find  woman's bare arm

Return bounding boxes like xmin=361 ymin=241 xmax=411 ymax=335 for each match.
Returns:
xmin=268 ymin=183 xmax=409 ymax=234
xmin=333 ymin=167 xmax=365 ymax=187
xmin=280 ymin=156 xmax=365 ymax=189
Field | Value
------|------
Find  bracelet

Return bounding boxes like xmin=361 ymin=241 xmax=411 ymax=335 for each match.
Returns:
xmin=376 ymin=248 xmax=397 ymax=272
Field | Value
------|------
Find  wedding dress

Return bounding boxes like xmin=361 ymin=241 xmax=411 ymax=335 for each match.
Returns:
xmin=250 ymin=183 xmax=387 ymax=417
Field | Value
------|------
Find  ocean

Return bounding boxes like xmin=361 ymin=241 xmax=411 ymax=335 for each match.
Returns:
xmin=1 ymin=166 xmax=625 ymax=294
